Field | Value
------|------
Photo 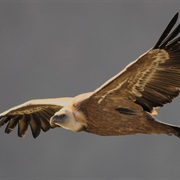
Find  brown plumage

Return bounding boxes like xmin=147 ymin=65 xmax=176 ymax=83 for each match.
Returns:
xmin=0 ymin=13 xmax=180 ymax=138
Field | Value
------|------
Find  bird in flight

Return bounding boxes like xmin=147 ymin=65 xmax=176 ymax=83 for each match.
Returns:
xmin=0 ymin=13 xmax=180 ymax=139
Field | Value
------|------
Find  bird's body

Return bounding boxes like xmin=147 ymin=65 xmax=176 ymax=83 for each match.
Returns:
xmin=78 ymin=96 xmax=176 ymax=136
xmin=0 ymin=13 xmax=180 ymax=138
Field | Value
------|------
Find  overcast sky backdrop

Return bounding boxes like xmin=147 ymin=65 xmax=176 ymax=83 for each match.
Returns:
xmin=0 ymin=1 xmax=179 ymax=179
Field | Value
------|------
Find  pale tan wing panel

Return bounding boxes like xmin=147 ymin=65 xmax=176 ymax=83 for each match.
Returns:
xmin=0 ymin=98 xmax=73 ymax=138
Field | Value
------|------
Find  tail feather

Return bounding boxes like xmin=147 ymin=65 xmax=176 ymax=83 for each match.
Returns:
xmin=170 ymin=125 xmax=180 ymax=138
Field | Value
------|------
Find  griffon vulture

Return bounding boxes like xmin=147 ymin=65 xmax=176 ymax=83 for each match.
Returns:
xmin=0 ymin=13 xmax=180 ymax=138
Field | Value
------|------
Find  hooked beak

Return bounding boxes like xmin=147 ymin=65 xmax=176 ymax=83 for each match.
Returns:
xmin=50 ymin=115 xmax=61 ymax=127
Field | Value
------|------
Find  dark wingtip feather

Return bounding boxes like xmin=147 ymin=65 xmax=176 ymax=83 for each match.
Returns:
xmin=153 ymin=12 xmax=179 ymax=49
xmin=5 ymin=116 xmax=20 ymax=134
xmin=0 ymin=116 xmax=10 ymax=127
xmin=29 ymin=114 xmax=41 ymax=139
xmin=18 ymin=118 xmax=28 ymax=138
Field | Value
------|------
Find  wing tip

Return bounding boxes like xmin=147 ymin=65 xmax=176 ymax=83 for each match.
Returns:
xmin=153 ymin=12 xmax=179 ymax=49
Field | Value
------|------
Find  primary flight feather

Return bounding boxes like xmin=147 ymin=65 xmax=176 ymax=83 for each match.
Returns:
xmin=0 ymin=13 xmax=180 ymax=138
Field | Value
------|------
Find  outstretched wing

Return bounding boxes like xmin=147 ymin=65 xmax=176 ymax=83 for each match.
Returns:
xmin=90 ymin=13 xmax=180 ymax=114
xmin=0 ymin=98 xmax=73 ymax=138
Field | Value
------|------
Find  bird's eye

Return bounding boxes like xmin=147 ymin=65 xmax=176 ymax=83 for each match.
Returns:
xmin=59 ymin=114 xmax=66 ymax=119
